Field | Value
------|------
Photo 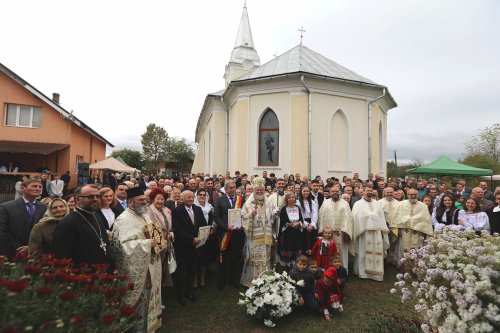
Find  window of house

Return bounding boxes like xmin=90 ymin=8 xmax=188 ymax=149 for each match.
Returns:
xmin=258 ymin=109 xmax=279 ymax=166
xmin=4 ymin=104 xmax=42 ymax=128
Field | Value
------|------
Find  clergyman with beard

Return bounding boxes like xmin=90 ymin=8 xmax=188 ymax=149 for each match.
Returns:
xmin=111 ymin=187 xmax=162 ymax=333
xmin=53 ymin=185 xmax=114 ymax=267
xmin=240 ymin=177 xmax=274 ymax=287
xmin=351 ymin=187 xmax=390 ymax=281
xmin=317 ymin=185 xmax=354 ymax=273
xmin=390 ymin=188 xmax=433 ymax=267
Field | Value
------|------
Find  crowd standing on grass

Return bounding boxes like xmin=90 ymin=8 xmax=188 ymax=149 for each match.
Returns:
xmin=1 ymin=169 xmax=500 ymax=330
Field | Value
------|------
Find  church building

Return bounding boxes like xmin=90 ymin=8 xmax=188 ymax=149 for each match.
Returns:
xmin=191 ymin=4 xmax=397 ymax=179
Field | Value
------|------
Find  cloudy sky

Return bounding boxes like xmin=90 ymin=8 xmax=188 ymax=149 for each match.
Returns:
xmin=1 ymin=0 xmax=498 ymax=163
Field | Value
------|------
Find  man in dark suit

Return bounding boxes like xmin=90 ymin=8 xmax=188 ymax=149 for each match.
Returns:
xmin=0 ymin=178 xmax=47 ymax=257
xmin=310 ymin=180 xmax=325 ymax=209
xmin=213 ymin=180 xmax=244 ymax=290
xmin=114 ymin=183 xmax=128 ymax=216
xmin=172 ymin=190 xmax=205 ymax=305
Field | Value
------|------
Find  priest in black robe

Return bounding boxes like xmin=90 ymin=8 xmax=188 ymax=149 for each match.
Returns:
xmin=53 ymin=185 xmax=114 ymax=268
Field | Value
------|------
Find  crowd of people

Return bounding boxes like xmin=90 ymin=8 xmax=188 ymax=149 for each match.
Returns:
xmin=1 ymin=170 xmax=499 ymax=330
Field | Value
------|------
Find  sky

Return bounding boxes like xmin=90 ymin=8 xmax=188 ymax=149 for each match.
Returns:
xmin=1 ymin=0 xmax=499 ymax=164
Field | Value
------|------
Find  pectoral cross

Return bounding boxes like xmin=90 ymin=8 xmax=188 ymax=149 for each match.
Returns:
xmin=100 ymin=241 xmax=107 ymax=255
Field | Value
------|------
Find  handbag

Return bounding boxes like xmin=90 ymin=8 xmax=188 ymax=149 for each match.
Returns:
xmin=167 ymin=244 xmax=177 ymax=274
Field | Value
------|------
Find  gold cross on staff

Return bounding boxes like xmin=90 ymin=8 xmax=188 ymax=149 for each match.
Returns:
xmin=298 ymin=26 xmax=306 ymax=44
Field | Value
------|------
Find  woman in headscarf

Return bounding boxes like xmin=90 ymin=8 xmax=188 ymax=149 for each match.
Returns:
xmin=28 ymin=198 xmax=69 ymax=254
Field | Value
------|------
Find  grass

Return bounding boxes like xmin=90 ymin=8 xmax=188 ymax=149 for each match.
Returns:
xmin=160 ymin=264 xmax=421 ymax=333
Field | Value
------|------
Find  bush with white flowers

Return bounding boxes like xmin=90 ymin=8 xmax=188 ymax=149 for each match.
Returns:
xmin=391 ymin=229 xmax=500 ymax=333
xmin=238 ymin=270 xmax=302 ymax=327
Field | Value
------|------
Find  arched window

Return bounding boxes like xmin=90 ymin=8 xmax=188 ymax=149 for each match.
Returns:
xmin=329 ymin=109 xmax=350 ymax=171
xmin=258 ymin=109 xmax=279 ymax=166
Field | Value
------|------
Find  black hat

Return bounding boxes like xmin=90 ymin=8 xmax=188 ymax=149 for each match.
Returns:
xmin=126 ymin=187 xmax=144 ymax=199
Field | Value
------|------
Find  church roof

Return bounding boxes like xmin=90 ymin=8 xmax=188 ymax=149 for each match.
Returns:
xmin=228 ymin=3 xmax=260 ymax=67
xmin=234 ymin=44 xmax=377 ymax=85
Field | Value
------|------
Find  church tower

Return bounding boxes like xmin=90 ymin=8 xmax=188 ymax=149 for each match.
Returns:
xmin=224 ymin=3 xmax=261 ymax=87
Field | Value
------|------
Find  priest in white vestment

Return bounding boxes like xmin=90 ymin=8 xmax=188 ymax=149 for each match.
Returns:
xmin=112 ymin=187 xmax=162 ymax=333
xmin=378 ymin=187 xmax=400 ymax=265
xmin=391 ymin=188 xmax=433 ymax=267
xmin=352 ymin=187 xmax=389 ymax=281
xmin=317 ymin=186 xmax=354 ymax=272
xmin=240 ymin=177 xmax=274 ymax=287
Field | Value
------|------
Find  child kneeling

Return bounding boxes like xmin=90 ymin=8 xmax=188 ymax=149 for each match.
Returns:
xmin=316 ymin=266 xmax=343 ymax=320
xmin=289 ymin=255 xmax=320 ymax=313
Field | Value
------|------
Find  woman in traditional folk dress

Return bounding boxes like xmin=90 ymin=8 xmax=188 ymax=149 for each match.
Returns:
xmin=459 ymin=197 xmax=490 ymax=234
xmin=278 ymin=191 xmax=305 ymax=270
xmin=297 ymin=186 xmax=318 ymax=251
xmin=432 ymin=194 xmax=465 ymax=231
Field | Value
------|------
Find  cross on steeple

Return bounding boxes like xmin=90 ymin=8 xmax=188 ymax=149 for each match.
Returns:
xmin=298 ymin=26 xmax=306 ymax=44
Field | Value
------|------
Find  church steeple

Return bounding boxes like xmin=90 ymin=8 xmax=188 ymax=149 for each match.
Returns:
xmin=224 ymin=3 xmax=261 ymax=87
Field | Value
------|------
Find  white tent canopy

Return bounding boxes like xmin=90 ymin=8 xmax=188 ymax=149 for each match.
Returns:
xmin=481 ymin=174 xmax=500 ymax=181
xmin=89 ymin=156 xmax=136 ymax=173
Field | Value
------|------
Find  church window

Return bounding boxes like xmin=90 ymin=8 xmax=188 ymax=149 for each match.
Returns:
xmin=329 ymin=109 xmax=350 ymax=171
xmin=258 ymin=109 xmax=279 ymax=166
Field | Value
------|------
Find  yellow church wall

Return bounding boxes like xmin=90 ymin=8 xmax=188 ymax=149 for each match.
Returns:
xmin=192 ymin=134 xmax=205 ymax=174
xmin=311 ymin=93 xmax=369 ymax=179
xmin=228 ymin=98 xmax=249 ymax=173
xmin=290 ymin=93 xmax=309 ymax=176
xmin=247 ymin=92 xmax=290 ymax=174
xmin=212 ymin=110 xmax=227 ymax=173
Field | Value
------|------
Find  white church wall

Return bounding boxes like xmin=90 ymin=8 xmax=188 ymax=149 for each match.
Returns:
xmin=311 ymin=93 xmax=369 ymax=179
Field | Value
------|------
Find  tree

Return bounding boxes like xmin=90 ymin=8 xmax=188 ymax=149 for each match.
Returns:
xmin=464 ymin=123 xmax=499 ymax=163
xmin=141 ymin=123 xmax=169 ymax=173
xmin=167 ymin=137 xmax=195 ymax=172
xmin=462 ymin=123 xmax=500 ymax=173
xmin=110 ymin=148 xmax=144 ymax=170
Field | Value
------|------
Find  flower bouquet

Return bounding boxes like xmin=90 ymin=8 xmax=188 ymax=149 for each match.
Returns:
xmin=391 ymin=229 xmax=500 ymax=333
xmin=0 ymin=253 xmax=140 ymax=332
xmin=238 ymin=270 xmax=302 ymax=327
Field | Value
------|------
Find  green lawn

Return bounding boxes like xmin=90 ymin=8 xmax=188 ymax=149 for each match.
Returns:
xmin=160 ymin=265 xmax=421 ymax=333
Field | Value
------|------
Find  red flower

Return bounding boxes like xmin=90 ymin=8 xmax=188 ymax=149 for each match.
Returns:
xmin=84 ymin=284 xmax=99 ymax=293
xmin=102 ymin=313 xmax=116 ymax=326
xmin=24 ymin=265 xmax=43 ymax=275
xmin=100 ymin=273 xmax=116 ymax=283
xmin=0 ymin=278 xmax=30 ymax=293
xmin=1 ymin=326 xmax=21 ymax=333
xmin=119 ymin=305 xmax=138 ymax=317
xmin=101 ymin=288 xmax=117 ymax=298
xmin=59 ymin=290 xmax=79 ymax=301
xmin=118 ymin=274 xmax=129 ymax=280
xmin=13 ymin=250 xmax=27 ymax=262
xmin=42 ymin=273 xmax=57 ymax=282
xmin=127 ymin=282 xmax=135 ymax=290
xmin=53 ymin=258 xmax=72 ymax=267
xmin=39 ymin=322 xmax=52 ymax=330
xmin=119 ymin=287 xmax=128 ymax=295
xmin=37 ymin=287 xmax=53 ymax=297
xmin=70 ymin=314 xmax=84 ymax=324
xmin=93 ymin=263 xmax=110 ymax=272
